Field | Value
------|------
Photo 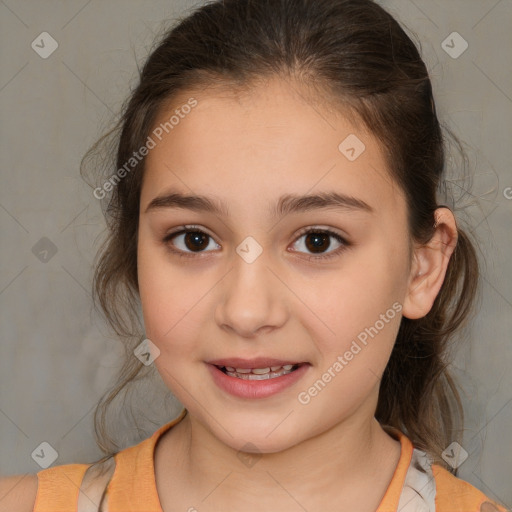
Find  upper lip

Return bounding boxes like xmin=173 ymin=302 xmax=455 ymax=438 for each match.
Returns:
xmin=207 ymin=357 xmax=307 ymax=369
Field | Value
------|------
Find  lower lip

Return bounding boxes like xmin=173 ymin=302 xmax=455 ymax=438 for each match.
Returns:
xmin=206 ymin=363 xmax=310 ymax=399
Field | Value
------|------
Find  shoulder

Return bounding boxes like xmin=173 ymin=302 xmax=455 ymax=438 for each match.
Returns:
xmin=432 ymin=464 xmax=509 ymax=512
xmin=20 ymin=462 xmax=92 ymax=511
xmin=0 ymin=473 xmax=38 ymax=512
xmin=0 ymin=459 xmax=115 ymax=512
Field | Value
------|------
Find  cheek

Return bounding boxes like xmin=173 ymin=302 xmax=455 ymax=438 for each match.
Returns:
xmin=305 ymin=304 xmax=402 ymax=418
xmin=137 ymin=242 xmax=167 ymax=335
xmin=137 ymin=236 xmax=196 ymax=346
xmin=137 ymin=235 xmax=222 ymax=369
xmin=306 ymin=245 xmax=406 ymax=371
xmin=314 ymin=260 xmax=402 ymax=327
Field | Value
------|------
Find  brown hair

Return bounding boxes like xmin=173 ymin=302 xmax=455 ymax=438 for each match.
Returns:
xmin=81 ymin=0 xmax=479 ymax=476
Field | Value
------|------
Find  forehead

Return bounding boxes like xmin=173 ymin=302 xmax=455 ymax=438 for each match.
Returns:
xmin=141 ymin=77 xmax=403 ymax=216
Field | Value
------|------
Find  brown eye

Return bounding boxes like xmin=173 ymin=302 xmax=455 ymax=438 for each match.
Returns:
xmin=182 ymin=231 xmax=210 ymax=252
xmin=163 ymin=227 xmax=220 ymax=257
xmin=162 ymin=225 xmax=349 ymax=261
xmin=304 ymin=232 xmax=332 ymax=253
xmin=291 ymin=228 xmax=349 ymax=261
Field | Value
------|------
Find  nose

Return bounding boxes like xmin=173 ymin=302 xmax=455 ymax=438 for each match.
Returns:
xmin=214 ymin=250 xmax=289 ymax=338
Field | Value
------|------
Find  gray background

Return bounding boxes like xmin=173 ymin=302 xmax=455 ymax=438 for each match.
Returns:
xmin=1 ymin=0 xmax=511 ymax=507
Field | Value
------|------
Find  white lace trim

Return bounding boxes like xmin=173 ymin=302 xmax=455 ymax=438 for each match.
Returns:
xmin=77 ymin=456 xmax=115 ymax=511
xmin=397 ymin=447 xmax=437 ymax=511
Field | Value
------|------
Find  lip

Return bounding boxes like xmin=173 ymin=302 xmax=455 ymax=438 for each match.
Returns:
xmin=206 ymin=357 xmax=305 ymax=369
xmin=206 ymin=362 xmax=310 ymax=399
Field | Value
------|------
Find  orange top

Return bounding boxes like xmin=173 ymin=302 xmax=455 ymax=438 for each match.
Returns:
xmin=33 ymin=410 xmax=509 ymax=512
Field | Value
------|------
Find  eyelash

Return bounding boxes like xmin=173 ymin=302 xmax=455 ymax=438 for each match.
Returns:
xmin=162 ymin=224 xmax=350 ymax=262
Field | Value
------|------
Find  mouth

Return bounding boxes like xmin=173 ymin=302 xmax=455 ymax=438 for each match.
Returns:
xmin=214 ymin=363 xmax=304 ymax=380
xmin=206 ymin=358 xmax=310 ymax=399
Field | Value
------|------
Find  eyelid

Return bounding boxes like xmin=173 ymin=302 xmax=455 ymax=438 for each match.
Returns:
xmin=294 ymin=225 xmax=348 ymax=241
xmin=163 ymin=224 xmax=217 ymax=244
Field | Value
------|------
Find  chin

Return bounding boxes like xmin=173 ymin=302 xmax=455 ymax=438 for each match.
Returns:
xmin=212 ymin=421 xmax=305 ymax=456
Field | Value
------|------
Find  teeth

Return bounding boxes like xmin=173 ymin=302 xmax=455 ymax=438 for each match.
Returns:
xmin=251 ymin=367 xmax=270 ymax=374
xmin=216 ymin=363 xmax=303 ymax=380
xmin=231 ymin=365 xmax=297 ymax=374
xmin=226 ymin=369 xmax=293 ymax=380
xmin=223 ymin=364 xmax=301 ymax=380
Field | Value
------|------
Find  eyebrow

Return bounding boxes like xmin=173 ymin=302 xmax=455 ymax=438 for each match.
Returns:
xmin=144 ymin=189 xmax=374 ymax=217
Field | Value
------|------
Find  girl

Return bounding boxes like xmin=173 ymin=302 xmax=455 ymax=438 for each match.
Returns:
xmin=2 ymin=0 xmax=509 ymax=510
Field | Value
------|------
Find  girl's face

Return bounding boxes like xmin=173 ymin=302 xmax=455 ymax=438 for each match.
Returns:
xmin=137 ymin=77 xmax=413 ymax=452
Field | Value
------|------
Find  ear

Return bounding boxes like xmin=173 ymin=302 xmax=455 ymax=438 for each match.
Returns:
xmin=402 ymin=207 xmax=458 ymax=320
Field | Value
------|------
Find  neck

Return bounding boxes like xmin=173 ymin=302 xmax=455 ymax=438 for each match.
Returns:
xmin=155 ymin=401 xmax=402 ymax=510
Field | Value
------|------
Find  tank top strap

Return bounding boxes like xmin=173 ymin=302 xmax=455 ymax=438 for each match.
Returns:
xmin=34 ymin=409 xmax=188 ymax=512
xmin=34 ymin=463 xmax=92 ymax=512
xmin=106 ymin=409 xmax=188 ymax=511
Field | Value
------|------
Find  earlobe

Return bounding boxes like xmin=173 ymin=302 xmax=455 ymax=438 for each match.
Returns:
xmin=402 ymin=208 xmax=458 ymax=320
